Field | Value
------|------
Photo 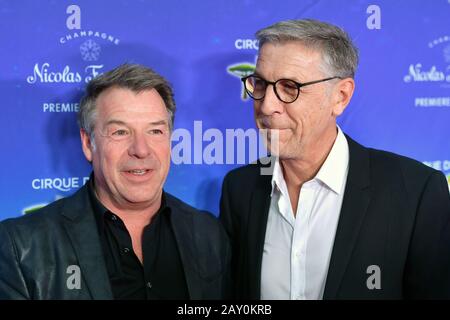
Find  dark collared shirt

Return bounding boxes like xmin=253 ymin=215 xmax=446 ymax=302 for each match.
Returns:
xmin=87 ymin=180 xmax=189 ymax=300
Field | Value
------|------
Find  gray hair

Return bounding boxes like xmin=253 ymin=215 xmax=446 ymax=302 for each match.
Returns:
xmin=77 ymin=63 xmax=176 ymax=138
xmin=256 ymin=19 xmax=359 ymax=78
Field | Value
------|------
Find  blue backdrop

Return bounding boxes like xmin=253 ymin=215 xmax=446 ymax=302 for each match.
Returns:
xmin=1 ymin=0 xmax=449 ymax=219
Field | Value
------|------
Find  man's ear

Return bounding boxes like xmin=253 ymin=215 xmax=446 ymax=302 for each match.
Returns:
xmin=331 ymin=78 xmax=355 ymax=117
xmin=80 ymin=129 xmax=93 ymax=162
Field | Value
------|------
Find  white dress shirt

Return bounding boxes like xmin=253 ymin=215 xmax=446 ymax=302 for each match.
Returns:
xmin=260 ymin=126 xmax=349 ymax=300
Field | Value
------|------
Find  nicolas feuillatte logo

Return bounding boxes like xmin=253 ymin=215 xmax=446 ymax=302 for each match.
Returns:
xmin=403 ymin=35 xmax=450 ymax=108
xmin=26 ymin=4 xmax=121 ymax=86
xmin=403 ymin=35 xmax=450 ymax=85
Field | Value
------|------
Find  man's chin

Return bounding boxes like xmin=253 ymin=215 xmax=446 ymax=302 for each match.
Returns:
xmin=265 ymin=142 xmax=288 ymax=157
xmin=120 ymin=189 xmax=161 ymax=205
xmin=123 ymin=197 xmax=159 ymax=209
xmin=267 ymin=145 xmax=299 ymax=160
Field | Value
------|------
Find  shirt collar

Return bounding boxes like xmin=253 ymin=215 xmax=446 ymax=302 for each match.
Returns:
xmin=315 ymin=126 xmax=349 ymax=194
xmin=271 ymin=156 xmax=286 ymax=198
xmin=271 ymin=126 xmax=349 ymax=196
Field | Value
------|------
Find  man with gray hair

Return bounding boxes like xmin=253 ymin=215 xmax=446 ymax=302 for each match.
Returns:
xmin=220 ymin=19 xmax=450 ymax=299
xmin=0 ymin=63 xmax=230 ymax=300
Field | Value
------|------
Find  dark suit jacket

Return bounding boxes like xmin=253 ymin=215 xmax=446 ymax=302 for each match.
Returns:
xmin=220 ymin=135 xmax=450 ymax=299
xmin=0 ymin=184 xmax=230 ymax=300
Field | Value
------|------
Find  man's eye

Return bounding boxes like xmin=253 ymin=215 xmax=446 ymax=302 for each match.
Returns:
xmin=280 ymin=81 xmax=297 ymax=90
xmin=112 ymin=129 xmax=129 ymax=136
xmin=149 ymin=129 xmax=163 ymax=135
xmin=254 ymin=79 xmax=266 ymax=88
xmin=279 ymin=82 xmax=298 ymax=95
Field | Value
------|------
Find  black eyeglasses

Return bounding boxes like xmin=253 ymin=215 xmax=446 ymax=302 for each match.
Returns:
xmin=241 ymin=74 xmax=342 ymax=103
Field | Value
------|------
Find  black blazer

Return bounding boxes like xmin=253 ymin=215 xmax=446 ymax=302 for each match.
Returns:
xmin=0 ymin=184 xmax=230 ymax=300
xmin=220 ymin=135 xmax=450 ymax=299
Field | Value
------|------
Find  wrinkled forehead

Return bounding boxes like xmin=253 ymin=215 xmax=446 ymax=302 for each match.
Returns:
xmin=256 ymin=41 xmax=326 ymax=79
xmin=95 ymin=87 xmax=169 ymax=122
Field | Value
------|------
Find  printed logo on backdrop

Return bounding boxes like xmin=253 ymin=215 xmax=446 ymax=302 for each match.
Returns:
xmin=403 ymin=35 xmax=450 ymax=108
xmin=32 ymin=176 xmax=90 ymax=192
xmin=22 ymin=177 xmax=90 ymax=215
xmin=227 ymin=38 xmax=258 ymax=101
xmin=227 ymin=62 xmax=255 ymax=100
xmin=25 ymin=5 xmax=122 ymax=113
xmin=62 ymin=5 xmax=119 ymax=61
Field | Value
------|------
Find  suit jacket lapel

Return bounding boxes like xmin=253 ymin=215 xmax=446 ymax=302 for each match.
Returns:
xmin=247 ymin=166 xmax=272 ymax=299
xmin=323 ymin=136 xmax=372 ymax=299
xmin=170 ymin=209 xmax=202 ymax=300
xmin=60 ymin=186 xmax=113 ymax=300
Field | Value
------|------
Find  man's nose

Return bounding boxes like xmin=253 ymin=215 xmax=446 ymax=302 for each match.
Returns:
xmin=257 ymin=85 xmax=284 ymax=116
xmin=128 ymin=133 xmax=152 ymax=158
